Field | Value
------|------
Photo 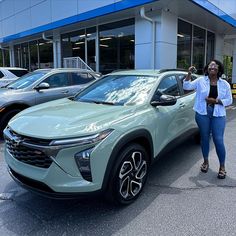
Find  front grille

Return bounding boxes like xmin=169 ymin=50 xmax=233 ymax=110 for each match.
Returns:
xmin=5 ymin=129 xmax=53 ymax=168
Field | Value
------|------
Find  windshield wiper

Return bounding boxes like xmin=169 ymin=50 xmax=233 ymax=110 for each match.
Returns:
xmin=79 ymin=99 xmax=115 ymax=105
xmin=93 ymin=101 xmax=115 ymax=105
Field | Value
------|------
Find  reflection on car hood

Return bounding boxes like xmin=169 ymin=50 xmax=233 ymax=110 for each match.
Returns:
xmin=9 ymin=98 xmax=139 ymax=139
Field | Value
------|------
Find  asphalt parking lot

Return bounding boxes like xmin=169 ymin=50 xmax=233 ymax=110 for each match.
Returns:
xmin=0 ymin=101 xmax=236 ymax=236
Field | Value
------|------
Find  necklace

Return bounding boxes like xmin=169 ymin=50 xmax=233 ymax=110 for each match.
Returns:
xmin=210 ymin=79 xmax=217 ymax=85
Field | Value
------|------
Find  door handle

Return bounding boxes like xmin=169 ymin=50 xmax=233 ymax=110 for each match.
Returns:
xmin=179 ymin=103 xmax=186 ymax=108
xmin=61 ymin=90 xmax=69 ymax=94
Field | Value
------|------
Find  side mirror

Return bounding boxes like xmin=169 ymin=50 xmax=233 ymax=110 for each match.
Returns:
xmin=151 ymin=94 xmax=177 ymax=106
xmin=35 ymin=82 xmax=50 ymax=90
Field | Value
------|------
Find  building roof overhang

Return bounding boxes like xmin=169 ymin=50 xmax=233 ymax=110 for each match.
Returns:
xmin=0 ymin=0 xmax=236 ymax=46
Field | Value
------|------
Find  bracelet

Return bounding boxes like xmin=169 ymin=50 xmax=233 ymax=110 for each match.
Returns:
xmin=215 ymin=99 xmax=218 ymax=104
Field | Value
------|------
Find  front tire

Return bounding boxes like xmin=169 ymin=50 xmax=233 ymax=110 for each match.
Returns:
xmin=0 ymin=109 xmax=21 ymax=137
xmin=108 ymin=143 xmax=149 ymax=205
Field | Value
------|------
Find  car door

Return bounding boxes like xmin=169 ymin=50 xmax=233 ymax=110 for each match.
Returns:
xmin=176 ymin=73 xmax=197 ymax=131
xmin=152 ymin=74 xmax=186 ymax=154
xmin=34 ymin=72 xmax=72 ymax=104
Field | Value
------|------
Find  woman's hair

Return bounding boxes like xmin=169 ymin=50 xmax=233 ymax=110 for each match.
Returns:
xmin=204 ymin=59 xmax=224 ymax=78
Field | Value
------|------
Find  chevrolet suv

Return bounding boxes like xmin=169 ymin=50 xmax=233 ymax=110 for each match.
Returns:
xmin=0 ymin=68 xmax=100 ymax=135
xmin=4 ymin=69 xmax=199 ymax=205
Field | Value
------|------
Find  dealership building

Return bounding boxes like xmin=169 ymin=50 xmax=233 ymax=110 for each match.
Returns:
xmin=0 ymin=0 xmax=236 ymax=81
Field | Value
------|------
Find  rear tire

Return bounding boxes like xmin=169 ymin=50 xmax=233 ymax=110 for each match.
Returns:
xmin=107 ymin=143 xmax=149 ymax=205
xmin=0 ymin=109 xmax=21 ymax=137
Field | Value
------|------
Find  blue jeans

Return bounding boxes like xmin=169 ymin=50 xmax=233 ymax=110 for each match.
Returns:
xmin=195 ymin=105 xmax=226 ymax=165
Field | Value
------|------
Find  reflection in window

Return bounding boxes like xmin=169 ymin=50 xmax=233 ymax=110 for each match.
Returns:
xmin=207 ymin=31 xmax=215 ymax=63
xmin=177 ymin=19 xmax=215 ymax=75
xmin=76 ymin=75 xmax=157 ymax=105
xmin=99 ymin=19 xmax=135 ymax=74
xmin=39 ymin=39 xmax=53 ymax=68
xmin=0 ymin=50 xmax=3 ymax=66
xmin=44 ymin=73 xmax=69 ymax=88
xmin=157 ymin=76 xmax=179 ymax=97
xmin=193 ymin=26 xmax=206 ymax=74
xmin=61 ymin=29 xmax=85 ymax=62
xmin=29 ymin=41 xmax=39 ymax=71
xmin=177 ymin=19 xmax=192 ymax=69
xmin=71 ymin=72 xmax=95 ymax=85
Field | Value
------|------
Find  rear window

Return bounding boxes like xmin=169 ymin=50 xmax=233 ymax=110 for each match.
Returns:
xmin=8 ymin=69 xmax=28 ymax=77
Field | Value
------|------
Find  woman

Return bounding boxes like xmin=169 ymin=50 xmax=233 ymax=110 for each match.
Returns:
xmin=183 ymin=60 xmax=233 ymax=179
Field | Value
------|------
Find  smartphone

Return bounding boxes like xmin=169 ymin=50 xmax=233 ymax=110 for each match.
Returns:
xmin=190 ymin=67 xmax=197 ymax=74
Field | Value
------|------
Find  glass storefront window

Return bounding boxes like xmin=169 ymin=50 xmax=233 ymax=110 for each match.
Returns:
xmin=0 ymin=49 xmax=3 ymax=66
xmin=61 ymin=29 xmax=85 ymax=62
xmin=193 ymin=26 xmax=206 ymax=73
xmin=29 ymin=41 xmax=39 ymax=71
xmin=38 ymin=39 xmax=53 ymax=68
xmin=207 ymin=31 xmax=215 ymax=63
xmin=87 ymin=27 xmax=96 ymax=71
xmin=99 ymin=19 xmax=135 ymax=74
xmin=177 ymin=19 xmax=192 ymax=69
xmin=2 ymin=48 xmax=10 ymax=67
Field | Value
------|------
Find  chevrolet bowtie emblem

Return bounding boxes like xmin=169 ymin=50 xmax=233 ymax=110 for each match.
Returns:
xmin=12 ymin=137 xmax=23 ymax=147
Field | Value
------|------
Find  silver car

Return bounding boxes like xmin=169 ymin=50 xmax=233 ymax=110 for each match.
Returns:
xmin=0 ymin=67 xmax=28 ymax=87
xmin=0 ymin=68 xmax=100 ymax=135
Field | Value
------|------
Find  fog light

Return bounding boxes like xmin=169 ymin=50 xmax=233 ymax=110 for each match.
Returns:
xmin=74 ymin=148 xmax=94 ymax=182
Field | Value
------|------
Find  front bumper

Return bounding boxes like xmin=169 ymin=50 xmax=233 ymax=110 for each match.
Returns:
xmin=8 ymin=167 xmax=102 ymax=199
xmin=4 ymin=128 xmax=118 ymax=196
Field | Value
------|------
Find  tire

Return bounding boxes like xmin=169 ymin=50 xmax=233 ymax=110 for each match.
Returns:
xmin=108 ymin=143 xmax=149 ymax=205
xmin=0 ymin=109 xmax=22 ymax=137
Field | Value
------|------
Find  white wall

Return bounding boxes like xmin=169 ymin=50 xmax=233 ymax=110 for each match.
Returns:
xmin=135 ymin=9 xmax=177 ymax=69
xmin=0 ymin=0 xmax=122 ymax=38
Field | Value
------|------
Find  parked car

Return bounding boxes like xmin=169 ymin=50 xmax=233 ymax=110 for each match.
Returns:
xmin=3 ymin=69 xmax=199 ymax=205
xmin=0 ymin=67 xmax=28 ymax=87
xmin=0 ymin=68 xmax=100 ymax=135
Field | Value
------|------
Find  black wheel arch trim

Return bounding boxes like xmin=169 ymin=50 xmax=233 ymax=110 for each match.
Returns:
xmin=101 ymin=129 xmax=153 ymax=191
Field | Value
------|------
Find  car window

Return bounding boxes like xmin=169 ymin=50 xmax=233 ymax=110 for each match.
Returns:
xmin=177 ymin=74 xmax=196 ymax=94
xmin=8 ymin=69 xmax=28 ymax=77
xmin=7 ymin=72 xmax=47 ymax=89
xmin=44 ymin=73 xmax=69 ymax=88
xmin=156 ymin=75 xmax=180 ymax=97
xmin=71 ymin=72 xmax=95 ymax=85
xmin=0 ymin=71 xmax=4 ymax=79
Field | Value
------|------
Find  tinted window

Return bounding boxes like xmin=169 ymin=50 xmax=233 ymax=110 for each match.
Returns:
xmin=178 ymin=74 xmax=196 ymax=95
xmin=0 ymin=71 xmax=4 ymax=78
xmin=8 ymin=69 xmax=28 ymax=77
xmin=7 ymin=72 xmax=47 ymax=89
xmin=44 ymin=73 xmax=69 ymax=88
xmin=71 ymin=72 xmax=95 ymax=85
xmin=157 ymin=76 xmax=180 ymax=97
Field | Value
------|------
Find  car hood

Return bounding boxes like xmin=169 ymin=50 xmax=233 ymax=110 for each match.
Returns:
xmin=0 ymin=88 xmax=24 ymax=103
xmin=9 ymin=98 xmax=141 ymax=139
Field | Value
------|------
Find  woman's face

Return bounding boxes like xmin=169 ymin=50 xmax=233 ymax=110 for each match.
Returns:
xmin=208 ymin=61 xmax=219 ymax=76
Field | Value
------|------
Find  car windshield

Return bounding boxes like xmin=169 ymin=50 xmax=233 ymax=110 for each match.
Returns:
xmin=6 ymin=71 xmax=48 ymax=89
xmin=75 ymin=74 xmax=158 ymax=106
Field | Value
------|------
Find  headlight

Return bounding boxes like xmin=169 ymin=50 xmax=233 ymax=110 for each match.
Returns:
xmin=50 ymin=129 xmax=114 ymax=146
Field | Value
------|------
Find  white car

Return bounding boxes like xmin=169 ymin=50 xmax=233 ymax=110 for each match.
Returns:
xmin=0 ymin=67 xmax=28 ymax=87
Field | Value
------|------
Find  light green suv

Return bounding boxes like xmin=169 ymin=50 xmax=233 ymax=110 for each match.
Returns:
xmin=4 ymin=70 xmax=198 ymax=204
